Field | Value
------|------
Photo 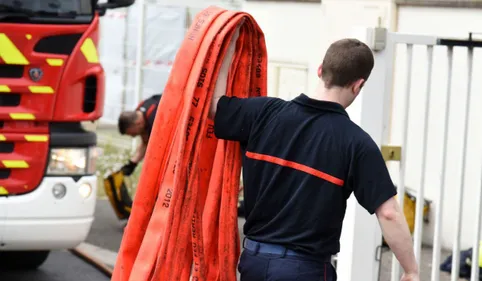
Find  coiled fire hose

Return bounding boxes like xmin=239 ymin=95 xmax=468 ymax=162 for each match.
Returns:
xmin=112 ymin=6 xmax=267 ymax=281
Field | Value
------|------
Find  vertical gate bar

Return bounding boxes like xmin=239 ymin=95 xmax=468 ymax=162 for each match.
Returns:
xmin=431 ymin=46 xmax=453 ymax=281
xmin=451 ymin=46 xmax=474 ymax=281
xmin=467 ymin=46 xmax=481 ymax=281
xmin=132 ymin=0 xmax=146 ymax=152
xmin=120 ymin=9 xmax=130 ymax=113
xmin=413 ymin=45 xmax=434 ymax=263
xmin=382 ymin=33 xmax=397 ymax=281
xmin=391 ymin=43 xmax=414 ymax=281
xmin=471 ymin=165 xmax=482 ymax=281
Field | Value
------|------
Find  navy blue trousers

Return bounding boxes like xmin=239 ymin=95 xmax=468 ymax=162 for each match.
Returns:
xmin=238 ymin=240 xmax=337 ymax=281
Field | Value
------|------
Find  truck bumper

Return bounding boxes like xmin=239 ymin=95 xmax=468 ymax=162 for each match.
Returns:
xmin=0 ymin=175 xmax=97 ymax=251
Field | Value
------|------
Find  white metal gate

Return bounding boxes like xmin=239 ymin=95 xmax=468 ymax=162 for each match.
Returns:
xmin=348 ymin=28 xmax=482 ymax=281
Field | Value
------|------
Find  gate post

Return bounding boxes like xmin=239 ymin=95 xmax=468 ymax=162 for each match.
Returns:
xmin=336 ymin=27 xmax=394 ymax=281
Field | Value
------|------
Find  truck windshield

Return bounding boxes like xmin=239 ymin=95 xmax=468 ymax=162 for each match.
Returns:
xmin=0 ymin=0 xmax=94 ymax=23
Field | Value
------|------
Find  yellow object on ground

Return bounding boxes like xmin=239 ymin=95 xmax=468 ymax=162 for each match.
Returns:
xmin=402 ymin=189 xmax=431 ymax=234
xmin=383 ymin=189 xmax=431 ymax=245
xmin=104 ymin=170 xmax=133 ymax=220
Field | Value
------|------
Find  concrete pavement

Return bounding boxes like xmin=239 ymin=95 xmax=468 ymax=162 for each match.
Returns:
xmin=86 ymin=198 xmax=125 ymax=253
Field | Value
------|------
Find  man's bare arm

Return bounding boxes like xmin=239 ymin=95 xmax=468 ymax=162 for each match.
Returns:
xmin=209 ymin=23 xmax=241 ymax=119
xmin=376 ymin=197 xmax=419 ymax=276
xmin=130 ymin=139 xmax=147 ymax=164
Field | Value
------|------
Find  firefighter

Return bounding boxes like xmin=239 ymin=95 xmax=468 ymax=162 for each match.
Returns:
xmin=117 ymin=94 xmax=162 ymax=176
xmin=209 ymin=38 xmax=420 ymax=280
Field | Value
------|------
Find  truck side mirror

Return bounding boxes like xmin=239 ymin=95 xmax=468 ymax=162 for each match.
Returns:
xmin=96 ymin=0 xmax=135 ymax=16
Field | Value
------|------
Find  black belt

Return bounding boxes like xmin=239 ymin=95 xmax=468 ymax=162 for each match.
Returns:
xmin=243 ymin=238 xmax=332 ymax=263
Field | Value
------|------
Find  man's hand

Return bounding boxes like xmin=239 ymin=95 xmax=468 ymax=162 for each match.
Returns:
xmin=121 ymin=160 xmax=138 ymax=176
xmin=401 ymin=273 xmax=420 ymax=281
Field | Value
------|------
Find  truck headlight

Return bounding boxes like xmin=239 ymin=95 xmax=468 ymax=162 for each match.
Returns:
xmin=47 ymin=147 xmax=97 ymax=175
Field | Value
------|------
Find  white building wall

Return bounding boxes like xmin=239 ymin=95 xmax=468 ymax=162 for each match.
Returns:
xmin=241 ymin=1 xmax=322 ymax=100
xmin=389 ymin=6 xmax=482 ymax=250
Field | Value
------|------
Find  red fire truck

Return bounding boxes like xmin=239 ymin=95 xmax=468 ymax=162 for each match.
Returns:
xmin=0 ymin=0 xmax=134 ymax=269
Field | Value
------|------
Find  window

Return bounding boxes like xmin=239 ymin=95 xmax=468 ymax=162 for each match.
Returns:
xmin=268 ymin=61 xmax=309 ymax=100
xmin=0 ymin=0 xmax=95 ymax=23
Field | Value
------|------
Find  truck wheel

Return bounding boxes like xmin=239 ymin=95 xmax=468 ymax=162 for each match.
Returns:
xmin=0 ymin=250 xmax=50 ymax=270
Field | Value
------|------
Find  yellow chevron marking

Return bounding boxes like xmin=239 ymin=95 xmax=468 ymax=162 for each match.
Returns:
xmin=0 ymin=187 xmax=8 ymax=195
xmin=2 ymin=160 xmax=29 ymax=168
xmin=46 ymin=58 xmax=64 ymax=66
xmin=80 ymin=38 xmax=99 ymax=63
xmin=28 ymin=86 xmax=54 ymax=94
xmin=10 ymin=113 xmax=35 ymax=120
xmin=0 ymin=33 xmax=29 ymax=65
xmin=0 ymin=85 xmax=11 ymax=92
xmin=25 ymin=135 xmax=48 ymax=142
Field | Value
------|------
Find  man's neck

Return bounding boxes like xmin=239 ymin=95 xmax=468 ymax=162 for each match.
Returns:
xmin=136 ymin=111 xmax=146 ymax=128
xmin=306 ymin=82 xmax=349 ymax=108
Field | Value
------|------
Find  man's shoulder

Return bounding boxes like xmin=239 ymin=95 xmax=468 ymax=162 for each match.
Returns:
xmin=221 ymin=96 xmax=287 ymax=110
xmin=258 ymin=96 xmax=287 ymax=109
xmin=138 ymin=94 xmax=162 ymax=111
xmin=341 ymin=119 xmax=378 ymax=150
xmin=145 ymin=94 xmax=162 ymax=105
xmin=224 ymin=95 xmax=284 ymax=102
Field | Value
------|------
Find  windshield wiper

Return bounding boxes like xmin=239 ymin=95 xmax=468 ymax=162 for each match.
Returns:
xmin=34 ymin=10 xmax=78 ymax=18
xmin=0 ymin=13 xmax=30 ymax=21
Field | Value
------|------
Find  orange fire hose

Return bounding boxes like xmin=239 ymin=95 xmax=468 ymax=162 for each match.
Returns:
xmin=112 ymin=6 xmax=267 ymax=281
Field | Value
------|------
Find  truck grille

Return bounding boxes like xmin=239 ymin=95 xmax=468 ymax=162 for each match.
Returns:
xmin=34 ymin=33 xmax=82 ymax=55
xmin=0 ymin=65 xmax=23 ymax=78
xmin=0 ymin=94 xmax=21 ymax=106
xmin=0 ymin=132 xmax=49 ymax=195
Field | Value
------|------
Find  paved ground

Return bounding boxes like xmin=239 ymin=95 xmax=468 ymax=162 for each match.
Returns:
xmin=86 ymin=198 xmax=126 ymax=252
xmin=378 ymin=247 xmax=458 ymax=281
xmin=86 ymin=199 xmax=463 ymax=280
xmin=0 ymin=251 xmax=109 ymax=281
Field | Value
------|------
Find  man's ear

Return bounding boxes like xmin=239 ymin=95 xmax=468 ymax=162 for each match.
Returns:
xmin=352 ymin=79 xmax=365 ymax=96
xmin=317 ymin=64 xmax=322 ymax=78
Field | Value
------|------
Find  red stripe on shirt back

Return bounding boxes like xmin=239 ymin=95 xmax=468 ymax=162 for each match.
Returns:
xmin=245 ymin=151 xmax=344 ymax=186
xmin=146 ymin=104 xmax=156 ymax=118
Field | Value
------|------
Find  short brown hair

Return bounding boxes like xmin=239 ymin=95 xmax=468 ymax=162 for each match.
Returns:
xmin=118 ymin=111 xmax=138 ymax=134
xmin=321 ymin=38 xmax=374 ymax=89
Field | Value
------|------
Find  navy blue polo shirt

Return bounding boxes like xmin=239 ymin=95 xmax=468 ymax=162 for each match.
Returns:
xmin=213 ymin=93 xmax=397 ymax=258
xmin=136 ymin=94 xmax=162 ymax=139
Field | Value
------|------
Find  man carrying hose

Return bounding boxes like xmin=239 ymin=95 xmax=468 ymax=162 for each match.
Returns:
xmin=210 ymin=38 xmax=419 ymax=281
xmin=117 ymin=94 xmax=162 ymax=176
